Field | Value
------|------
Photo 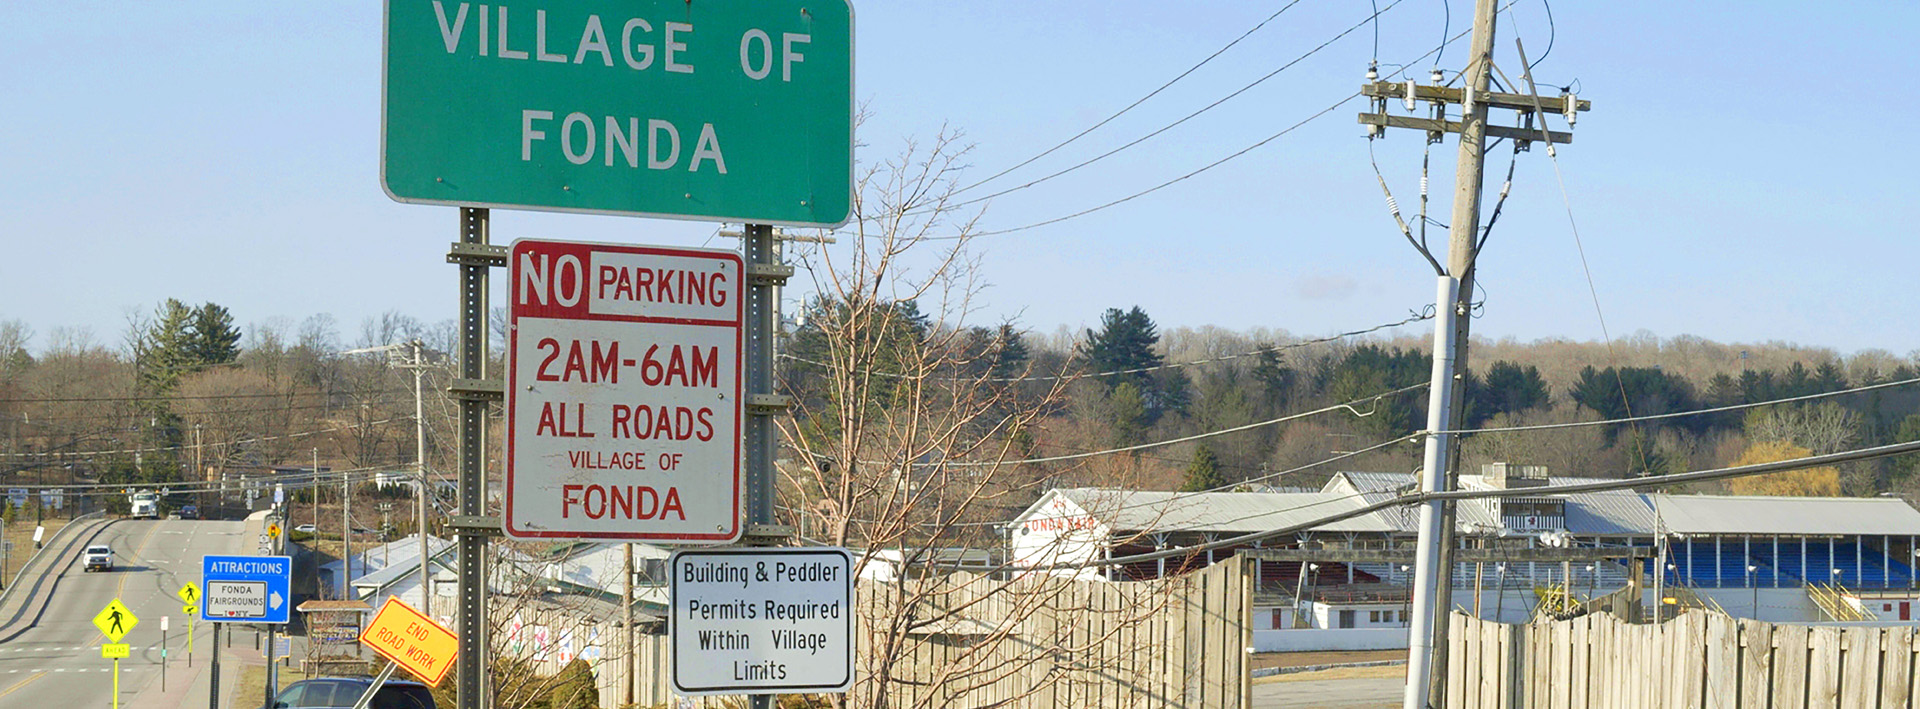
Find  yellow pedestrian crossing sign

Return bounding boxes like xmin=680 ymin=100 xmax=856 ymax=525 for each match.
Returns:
xmin=178 ymin=581 xmax=200 ymax=605
xmin=93 ymin=598 xmax=138 ymax=642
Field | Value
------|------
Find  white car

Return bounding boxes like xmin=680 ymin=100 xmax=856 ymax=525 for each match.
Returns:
xmin=83 ymin=545 xmax=112 ymax=572
xmin=295 ymin=524 xmax=317 ymax=534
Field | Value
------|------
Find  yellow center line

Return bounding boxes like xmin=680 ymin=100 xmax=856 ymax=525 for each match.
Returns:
xmin=90 ymin=520 xmax=167 ymax=647
xmin=0 ymin=671 xmax=46 ymax=698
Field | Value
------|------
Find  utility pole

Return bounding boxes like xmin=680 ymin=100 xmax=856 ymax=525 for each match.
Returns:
xmin=410 ymin=340 xmax=431 ymax=617
xmin=622 ymin=544 xmax=634 ymax=707
xmin=1357 ymin=0 xmax=1591 ymax=705
xmin=343 ymin=456 xmax=352 ymax=601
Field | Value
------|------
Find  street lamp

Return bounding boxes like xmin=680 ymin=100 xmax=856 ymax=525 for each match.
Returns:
xmin=1747 ymin=564 xmax=1759 ymax=618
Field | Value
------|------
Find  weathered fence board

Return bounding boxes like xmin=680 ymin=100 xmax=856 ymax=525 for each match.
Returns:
xmin=1448 ymin=610 xmax=1920 ymax=709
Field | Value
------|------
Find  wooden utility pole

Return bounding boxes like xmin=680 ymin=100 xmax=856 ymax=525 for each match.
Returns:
xmin=1359 ymin=0 xmax=1591 ymax=705
xmin=623 ymin=543 xmax=634 ymax=707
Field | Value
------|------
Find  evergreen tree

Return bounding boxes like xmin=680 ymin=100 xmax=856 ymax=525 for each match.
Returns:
xmin=1251 ymin=349 xmax=1296 ymax=411
xmin=189 ymin=302 xmax=242 ymax=367
xmin=986 ymin=323 xmax=1031 ymax=379
xmin=1479 ymin=361 xmax=1549 ymax=416
xmin=1180 ymin=444 xmax=1226 ymax=492
xmin=1106 ymin=381 xmax=1148 ymax=447
xmin=538 ymin=658 xmax=599 ymax=709
xmin=1080 ymin=306 xmax=1163 ymax=388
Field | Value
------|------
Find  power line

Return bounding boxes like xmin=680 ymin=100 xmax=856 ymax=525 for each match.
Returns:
xmin=903 ymin=12 xmax=1489 ymax=242
xmin=1044 ymin=438 xmax=1920 ymax=571
xmin=780 ymin=308 xmax=1434 ymax=383
xmin=951 ymin=0 xmax=1314 ymax=197
xmin=0 ymin=388 xmax=410 ymax=404
xmin=931 ymin=0 xmax=1405 ymax=214
xmin=841 ymin=382 xmax=1427 ymax=470
xmin=1447 ymin=377 xmax=1920 ymax=437
xmin=0 ymin=416 xmax=417 ymax=459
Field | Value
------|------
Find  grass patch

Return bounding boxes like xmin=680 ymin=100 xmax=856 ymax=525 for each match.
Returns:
xmin=236 ymin=663 xmax=309 ymax=703
xmin=1 ymin=517 xmax=71 ymax=584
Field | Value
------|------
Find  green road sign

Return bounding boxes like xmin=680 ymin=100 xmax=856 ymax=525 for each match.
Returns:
xmin=383 ymin=0 xmax=854 ymax=227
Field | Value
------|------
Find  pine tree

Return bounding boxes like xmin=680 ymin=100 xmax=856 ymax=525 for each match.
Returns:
xmin=1180 ymin=444 xmax=1226 ymax=492
xmin=1080 ymin=306 xmax=1163 ymax=385
xmin=189 ymin=302 xmax=242 ymax=367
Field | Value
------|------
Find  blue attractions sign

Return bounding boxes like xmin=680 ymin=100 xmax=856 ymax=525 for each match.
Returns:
xmin=202 ymin=555 xmax=293 ymax=624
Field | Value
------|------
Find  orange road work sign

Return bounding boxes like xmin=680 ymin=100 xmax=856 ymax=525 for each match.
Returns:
xmin=359 ymin=597 xmax=458 ymax=686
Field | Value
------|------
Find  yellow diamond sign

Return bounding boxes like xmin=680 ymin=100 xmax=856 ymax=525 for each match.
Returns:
xmin=178 ymin=581 xmax=200 ymax=605
xmin=93 ymin=598 xmax=138 ymax=642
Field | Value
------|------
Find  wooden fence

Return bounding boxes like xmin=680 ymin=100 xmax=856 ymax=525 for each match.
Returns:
xmin=581 ymin=556 xmax=1252 ymax=708
xmin=1448 ymin=609 xmax=1920 ymax=708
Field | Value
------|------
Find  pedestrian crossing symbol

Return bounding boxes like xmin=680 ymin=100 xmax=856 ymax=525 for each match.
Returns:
xmin=93 ymin=598 xmax=138 ymax=642
xmin=178 ymin=581 xmax=200 ymax=605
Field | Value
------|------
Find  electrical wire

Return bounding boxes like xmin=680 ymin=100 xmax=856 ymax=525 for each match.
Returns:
xmin=931 ymin=0 xmax=1405 ymax=216
xmin=0 ymin=416 xmax=418 ymax=458
xmin=780 ymin=308 xmax=1434 ymax=383
xmin=902 ymin=382 xmax=1427 ymax=468
xmin=1446 ymin=378 xmax=1920 ymax=436
xmin=951 ymin=0 xmax=1313 ymax=197
xmin=0 ymin=388 xmax=410 ymax=404
xmin=900 ymin=6 xmax=1500 ymax=242
xmin=1038 ymin=438 xmax=1920 ymax=571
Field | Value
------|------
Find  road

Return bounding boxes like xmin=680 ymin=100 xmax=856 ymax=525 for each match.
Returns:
xmin=0 ymin=518 xmax=246 ymax=706
xmin=1255 ymin=675 xmax=1402 ymax=708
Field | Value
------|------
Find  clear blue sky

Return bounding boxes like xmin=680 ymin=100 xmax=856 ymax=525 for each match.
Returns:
xmin=2 ymin=2 xmax=1915 ymax=355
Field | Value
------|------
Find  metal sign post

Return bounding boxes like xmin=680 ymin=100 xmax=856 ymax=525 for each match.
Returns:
xmin=450 ymin=207 xmax=497 ymax=709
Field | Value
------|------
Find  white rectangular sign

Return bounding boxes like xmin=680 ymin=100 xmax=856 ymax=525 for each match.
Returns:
xmin=206 ymin=580 xmax=268 ymax=618
xmin=506 ymin=239 xmax=744 ymax=542
xmin=671 ymin=548 xmax=854 ymax=695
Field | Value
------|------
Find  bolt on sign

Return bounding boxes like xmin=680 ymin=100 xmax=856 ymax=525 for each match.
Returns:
xmin=505 ymin=239 xmax=743 ymax=542
xmin=361 ymin=597 xmax=459 ymax=687
xmin=382 ymin=0 xmax=854 ymax=227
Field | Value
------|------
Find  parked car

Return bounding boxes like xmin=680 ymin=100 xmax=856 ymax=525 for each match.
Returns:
xmin=295 ymin=524 xmax=317 ymax=534
xmin=83 ymin=545 xmax=112 ymax=572
xmin=263 ymin=677 xmax=435 ymax=709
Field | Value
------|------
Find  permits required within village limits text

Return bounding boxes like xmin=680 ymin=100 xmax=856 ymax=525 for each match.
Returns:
xmin=671 ymin=548 xmax=855 ymax=695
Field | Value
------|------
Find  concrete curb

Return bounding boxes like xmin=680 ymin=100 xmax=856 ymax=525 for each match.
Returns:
xmin=1251 ymin=658 xmax=1408 ymax=679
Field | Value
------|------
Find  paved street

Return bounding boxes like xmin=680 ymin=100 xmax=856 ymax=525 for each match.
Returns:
xmin=0 ymin=518 xmax=246 ymax=706
xmin=1255 ymin=675 xmax=1402 ymax=708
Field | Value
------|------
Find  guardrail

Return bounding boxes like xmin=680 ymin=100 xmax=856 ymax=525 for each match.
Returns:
xmin=1 ymin=510 xmax=105 ymax=598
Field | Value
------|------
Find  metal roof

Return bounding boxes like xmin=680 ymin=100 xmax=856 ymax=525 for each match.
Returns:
xmin=1018 ymin=474 xmax=1920 ymax=540
xmin=1045 ymin=488 xmax=1401 ymax=535
xmin=1650 ymin=495 xmax=1920 ymax=536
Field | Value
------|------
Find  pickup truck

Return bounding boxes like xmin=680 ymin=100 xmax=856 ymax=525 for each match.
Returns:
xmin=84 ymin=545 xmax=112 ymax=572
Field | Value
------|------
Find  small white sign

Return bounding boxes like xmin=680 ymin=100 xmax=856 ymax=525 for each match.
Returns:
xmin=206 ymin=581 xmax=269 ymax=618
xmin=504 ymin=240 xmax=744 ymax=543
xmin=671 ymin=548 xmax=853 ymax=696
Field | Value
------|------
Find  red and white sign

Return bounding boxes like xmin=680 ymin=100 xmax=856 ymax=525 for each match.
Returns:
xmin=506 ymin=239 xmax=743 ymax=542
